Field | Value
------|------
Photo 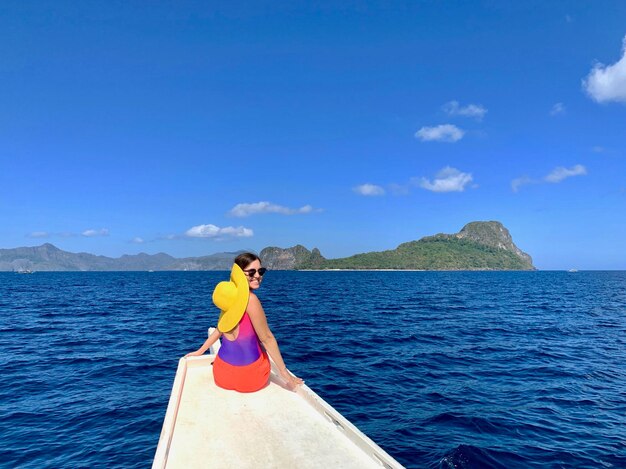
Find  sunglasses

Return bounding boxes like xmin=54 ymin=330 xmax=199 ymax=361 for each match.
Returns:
xmin=243 ymin=268 xmax=267 ymax=277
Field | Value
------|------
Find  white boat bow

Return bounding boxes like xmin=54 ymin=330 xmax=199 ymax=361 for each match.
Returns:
xmin=153 ymin=328 xmax=404 ymax=468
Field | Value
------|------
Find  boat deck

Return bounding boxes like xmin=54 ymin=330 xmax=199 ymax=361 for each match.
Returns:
xmin=154 ymin=334 xmax=403 ymax=468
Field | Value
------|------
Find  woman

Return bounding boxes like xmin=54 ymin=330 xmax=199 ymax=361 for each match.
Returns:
xmin=186 ymin=253 xmax=303 ymax=392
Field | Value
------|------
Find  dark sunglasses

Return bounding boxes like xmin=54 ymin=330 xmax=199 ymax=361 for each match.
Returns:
xmin=243 ymin=268 xmax=267 ymax=277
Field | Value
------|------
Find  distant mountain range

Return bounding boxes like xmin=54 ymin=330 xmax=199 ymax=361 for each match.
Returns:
xmin=0 ymin=221 xmax=534 ymax=272
xmin=0 ymin=244 xmax=245 ymax=272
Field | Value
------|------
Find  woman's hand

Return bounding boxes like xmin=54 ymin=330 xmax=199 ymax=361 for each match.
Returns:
xmin=280 ymin=369 xmax=304 ymax=390
xmin=184 ymin=350 xmax=203 ymax=358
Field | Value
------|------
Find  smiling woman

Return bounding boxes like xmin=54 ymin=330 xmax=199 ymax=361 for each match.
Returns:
xmin=185 ymin=252 xmax=303 ymax=392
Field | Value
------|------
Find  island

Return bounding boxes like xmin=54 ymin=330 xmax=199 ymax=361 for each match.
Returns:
xmin=261 ymin=221 xmax=534 ymax=271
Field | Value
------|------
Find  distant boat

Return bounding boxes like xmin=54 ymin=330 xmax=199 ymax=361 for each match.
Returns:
xmin=567 ymin=269 xmax=578 ymax=273
xmin=15 ymin=269 xmax=34 ymax=274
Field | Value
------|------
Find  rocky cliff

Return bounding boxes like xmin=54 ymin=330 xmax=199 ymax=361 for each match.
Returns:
xmin=259 ymin=245 xmax=325 ymax=270
xmin=424 ymin=221 xmax=533 ymax=266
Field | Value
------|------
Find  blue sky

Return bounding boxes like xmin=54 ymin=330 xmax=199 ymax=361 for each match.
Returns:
xmin=1 ymin=1 xmax=625 ymax=269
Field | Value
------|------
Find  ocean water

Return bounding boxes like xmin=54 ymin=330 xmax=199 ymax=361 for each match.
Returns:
xmin=0 ymin=271 xmax=625 ymax=468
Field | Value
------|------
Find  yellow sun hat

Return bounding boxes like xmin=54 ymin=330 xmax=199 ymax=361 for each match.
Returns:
xmin=212 ymin=263 xmax=250 ymax=333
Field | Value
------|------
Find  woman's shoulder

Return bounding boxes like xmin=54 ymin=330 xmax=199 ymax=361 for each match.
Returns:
xmin=248 ymin=291 xmax=261 ymax=305
xmin=247 ymin=292 xmax=263 ymax=312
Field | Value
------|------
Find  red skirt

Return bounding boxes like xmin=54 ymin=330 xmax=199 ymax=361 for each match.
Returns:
xmin=213 ymin=351 xmax=270 ymax=393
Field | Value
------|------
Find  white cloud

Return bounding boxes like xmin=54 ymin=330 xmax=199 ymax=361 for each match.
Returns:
xmin=229 ymin=201 xmax=315 ymax=217
xmin=442 ymin=100 xmax=488 ymax=120
xmin=512 ymin=164 xmax=587 ymax=192
xmin=415 ymin=124 xmax=464 ymax=142
xmin=544 ymin=164 xmax=587 ymax=183
xmin=511 ymin=176 xmax=535 ymax=193
xmin=353 ymin=183 xmax=385 ymax=196
xmin=583 ymin=35 xmax=626 ymax=103
xmin=550 ymin=102 xmax=566 ymax=116
xmin=591 ymin=146 xmax=605 ymax=153
xmin=418 ymin=167 xmax=473 ymax=193
xmin=82 ymin=228 xmax=109 ymax=237
xmin=27 ymin=230 xmax=106 ymax=239
xmin=28 ymin=231 xmax=49 ymax=238
xmin=131 ymin=237 xmax=145 ymax=244
xmin=185 ymin=224 xmax=253 ymax=239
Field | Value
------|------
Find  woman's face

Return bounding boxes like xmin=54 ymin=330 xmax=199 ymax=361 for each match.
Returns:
xmin=243 ymin=259 xmax=263 ymax=290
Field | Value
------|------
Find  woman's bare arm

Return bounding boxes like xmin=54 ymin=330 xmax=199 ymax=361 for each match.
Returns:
xmin=247 ymin=293 xmax=303 ymax=389
xmin=185 ymin=328 xmax=222 ymax=357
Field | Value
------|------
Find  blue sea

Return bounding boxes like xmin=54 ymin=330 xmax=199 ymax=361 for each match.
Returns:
xmin=1 ymin=271 xmax=625 ymax=468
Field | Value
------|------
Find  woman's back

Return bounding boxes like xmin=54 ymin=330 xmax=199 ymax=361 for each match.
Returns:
xmin=218 ymin=312 xmax=262 ymax=366
xmin=213 ymin=311 xmax=270 ymax=392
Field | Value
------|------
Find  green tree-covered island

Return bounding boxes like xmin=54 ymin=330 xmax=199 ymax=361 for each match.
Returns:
xmin=262 ymin=221 xmax=534 ymax=270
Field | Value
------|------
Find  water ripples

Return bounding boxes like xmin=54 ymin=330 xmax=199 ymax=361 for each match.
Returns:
xmin=1 ymin=271 xmax=625 ymax=468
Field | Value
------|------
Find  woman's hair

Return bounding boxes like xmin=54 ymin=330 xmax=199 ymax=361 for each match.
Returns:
xmin=234 ymin=252 xmax=260 ymax=270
